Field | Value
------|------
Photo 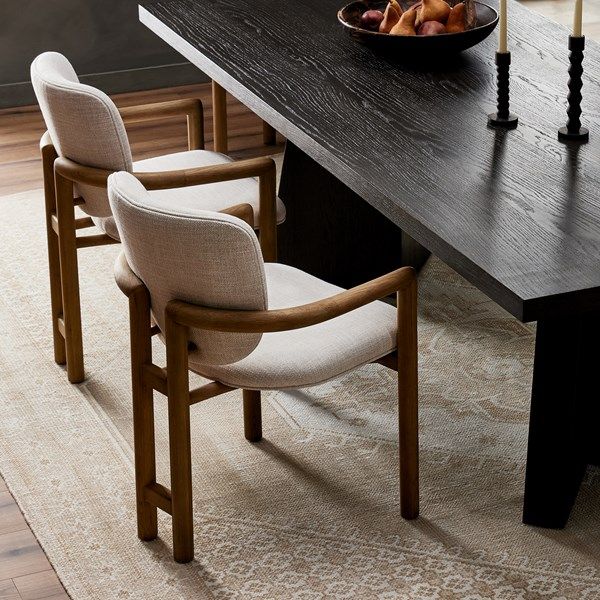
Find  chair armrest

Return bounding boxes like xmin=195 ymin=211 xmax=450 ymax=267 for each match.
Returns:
xmin=135 ymin=156 xmax=278 ymax=261
xmin=114 ymin=252 xmax=146 ymax=297
xmin=166 ymin=266 xmax=416 ymax=333
xmin=119 ymin=98 xmax=204 ymax=150
xmin=219 ymin=203 xmax=255 ymax=229
xmin=54 ymin=156 xmax=278 ymax=261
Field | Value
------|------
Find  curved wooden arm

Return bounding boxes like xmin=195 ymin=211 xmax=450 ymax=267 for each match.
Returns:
xmin=54 ymin=156 xmax=278 ymax=261
xmin=54 ymin=156 xmax=275 ymax=191
xmin=167 ymin=266 xmax=416 ymax=334
xmin=119 ymin=98 xmax=204 ymax=150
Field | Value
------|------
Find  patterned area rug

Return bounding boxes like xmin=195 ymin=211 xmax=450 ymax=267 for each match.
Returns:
xmin=1 ymin=186 xmax=599 ymax=599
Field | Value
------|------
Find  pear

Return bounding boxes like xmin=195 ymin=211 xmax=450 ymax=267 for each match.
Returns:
xmin=446 ymin=2 xmax=466 ymax=32
xmin=379 ymin=0 xmax=403 ymax=33
xmin=417 ymin=0 xmax=451 ymax=26
xmin=390 ymin=8 xmax=418 ymax=35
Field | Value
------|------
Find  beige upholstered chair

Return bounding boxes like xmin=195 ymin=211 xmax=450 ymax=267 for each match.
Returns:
xmin=108 ymin=171 xmax=419 ymax=564
xmin=31 ymin=52 xmax=285 ymax=383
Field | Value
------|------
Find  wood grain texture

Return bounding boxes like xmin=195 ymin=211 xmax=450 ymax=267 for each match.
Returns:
xmin=140 ymin=0 xmax=600 ymax=322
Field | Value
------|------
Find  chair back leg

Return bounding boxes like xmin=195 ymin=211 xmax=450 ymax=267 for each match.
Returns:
xmin=130 ymin=287 xmax=158 ymax=541
xmin=55 ymin=171 xmax=84 ymax=383
xmin=397 ymin=277 xmax=419 ymax=519
xmin=165 ymin=316 xmax=194 ymax=563
xmin=243 ymin=390 xmax=262 ymax=442
xmin=42 ymin=144 xmax=66 ymax=366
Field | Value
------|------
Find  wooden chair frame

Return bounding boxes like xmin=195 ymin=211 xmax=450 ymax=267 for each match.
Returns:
xmin=114 ymin=209 xmax=418 ymax=562
xmin=41 ymin=96 xmax=278 ymax=383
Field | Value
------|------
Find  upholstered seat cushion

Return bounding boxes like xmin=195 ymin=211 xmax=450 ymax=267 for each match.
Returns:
xmin=94 ymin=150 xmax=286 ymax=239
xmin=190 ymin=263 xmax=397 ymax=390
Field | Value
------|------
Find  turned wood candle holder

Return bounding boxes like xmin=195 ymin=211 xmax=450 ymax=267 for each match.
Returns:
xmin=558 ymin=35 xmax=589 ymax=143
xmin=488 ymin=51 xmax=519 ymax=129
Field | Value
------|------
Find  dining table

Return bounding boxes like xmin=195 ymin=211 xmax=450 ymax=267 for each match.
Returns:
xmin=139 ymin=0 xmax=600 ymax=529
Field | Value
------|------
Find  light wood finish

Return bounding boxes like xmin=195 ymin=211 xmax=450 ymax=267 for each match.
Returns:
xmin=211 ymin=80 xmax=228 ymax=154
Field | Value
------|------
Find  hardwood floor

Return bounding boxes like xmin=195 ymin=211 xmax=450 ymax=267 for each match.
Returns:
xmin=1 ymin=1 xmax=599 ymax=596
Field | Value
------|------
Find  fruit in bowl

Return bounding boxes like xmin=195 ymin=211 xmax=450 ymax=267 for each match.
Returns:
xmin=368 ymin=0 xmax=476 ymax=36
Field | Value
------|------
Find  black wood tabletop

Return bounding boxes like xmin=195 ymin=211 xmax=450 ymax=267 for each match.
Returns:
xmin=139 ymin=0 xmax=600 ymax=322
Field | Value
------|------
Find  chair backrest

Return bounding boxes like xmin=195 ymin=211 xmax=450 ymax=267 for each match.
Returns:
xmin=31 ymin=52 xmax=132 ymax=218
xmin=108 ymin=171 xmax=268 ymax=366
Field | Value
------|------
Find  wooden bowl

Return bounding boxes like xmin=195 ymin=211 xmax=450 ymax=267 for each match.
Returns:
xmin=338 ymin=0 xmax=498 ymax=56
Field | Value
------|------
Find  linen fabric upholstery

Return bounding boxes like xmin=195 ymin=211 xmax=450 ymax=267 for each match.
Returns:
xmin=31 ymin=52 xmax=286 ymax=241
xmin=108 ymin=171 xmax=268 ymax=365
xmin=193 ymin=263 xmax=398 ymax=390
xmin=31 ymin=52 xmax=132 ymax=219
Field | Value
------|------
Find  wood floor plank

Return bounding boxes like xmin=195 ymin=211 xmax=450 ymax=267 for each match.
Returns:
xmin=0 ymin=493 xmax=27 ymax=536
xmin=0 ymin=531 xmax=50 ymax=581
xmin=0 ymin=579 xmax=20 ymax=600
xmin=13 ymin=571 xmax=68 ymax=600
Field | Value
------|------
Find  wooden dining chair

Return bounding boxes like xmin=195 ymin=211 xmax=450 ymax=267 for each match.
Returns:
xmin=31 ymin=52 xmax=286 ymax=384
xmin=108 ymin=170 xmax=419 ymax=563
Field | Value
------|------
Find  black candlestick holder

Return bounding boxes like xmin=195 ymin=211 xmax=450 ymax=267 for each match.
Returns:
xmin=488 ymin=51 xmax=519 ymax=129
xmin=558 ymin=35 xmax=589 ymax=143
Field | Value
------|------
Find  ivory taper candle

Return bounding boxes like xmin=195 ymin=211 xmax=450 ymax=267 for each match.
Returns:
xmin=499 ymin=0 xmax=508 ymax=52
xmin=573 ymin=0 xmax=583 ymax=36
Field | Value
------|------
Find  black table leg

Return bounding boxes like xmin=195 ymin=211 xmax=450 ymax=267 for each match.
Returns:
xmin=523 ymin=313 xmax=600 ymax=528
xmin=278 ymin=141 xmax=430 ymax=288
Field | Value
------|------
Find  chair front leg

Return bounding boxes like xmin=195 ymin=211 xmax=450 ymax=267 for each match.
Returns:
xmin=130 ymin=286 xmax=158 ymax=541
xmin=42 ymin=143 xmax=66 ymax=365
xmin=55 ymin=171 xmax=84 ymax=383
xmin=243 ymin=390 xmax=262 ymax=442
xmin=165 ymin=315 xmax=194 ymax=563
xmin=397 ymin=275 xmax=419 ymax=519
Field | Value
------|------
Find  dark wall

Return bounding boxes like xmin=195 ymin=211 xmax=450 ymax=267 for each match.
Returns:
xmin=0 ymin=0 xmax=208 ymax=108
